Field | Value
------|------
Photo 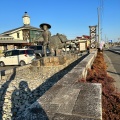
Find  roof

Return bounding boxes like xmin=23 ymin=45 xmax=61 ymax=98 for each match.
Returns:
xmin=82 ymin=35 xmax=91 ymax=39
xmin=76 ymin=37 xmax=89 ymax=40
xmin=76 ymin=37 xmax=82 ymax=39
xmin=1 ymin=25 xmax=43 ymax=35
xmin=0 ymin=40 xmax=28 ymax=44
xmin=76 ymin=35 xmax=90 ymax=39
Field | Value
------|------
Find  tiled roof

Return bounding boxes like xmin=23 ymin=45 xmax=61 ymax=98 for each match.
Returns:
xmin=1 ymin=25 xmax=43 ymax=34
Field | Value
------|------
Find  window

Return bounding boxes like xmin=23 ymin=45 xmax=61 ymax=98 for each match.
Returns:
xmin=37 ymin=46 xmax=42 ymax=50
xmin=29 ymin=46 xmax=36 ymax=50
xmin=5 ymin=51 xmax=12 ymax=57
xmin=26 ymin=50 xmax=34 ymax=55
xmin=19 ymin=50 xmax=34 ymax=55
xmin=19 ymin=50 xmax=25 ymax=55
xmin=12 ymin=50 xmax=19 ymax=56
xmin=17 ymin=33 xmax=20 ymax=38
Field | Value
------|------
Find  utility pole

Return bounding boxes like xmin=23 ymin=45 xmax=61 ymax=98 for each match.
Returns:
xmin=100 ymin=28 xmax=103 ymax=41
xmin=105 ymin=34 xmax=106 ymax=43
xmin=97 ymin=7 xmax=100 ymax=45
xmin=118 ymin=38 xmax=120 ymax=45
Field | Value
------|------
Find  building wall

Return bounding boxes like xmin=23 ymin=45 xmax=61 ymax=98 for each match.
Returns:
xmin=1 ymin=28 xmax=42 ymax=43
xmin=77 ymin=39 xmax=90 ymax=47
xmin=9 ymin=30 xmax=23 ymax=40
xmin=87 ymin=39 xmax=90 ymax=47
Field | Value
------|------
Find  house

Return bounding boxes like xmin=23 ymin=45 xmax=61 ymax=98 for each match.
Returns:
xmin=73 ymin=35 xmax=90 ymax=51
xmin=0 ymin=12 xmax=43 ymax=51
xmin=76 ymin=35 xmax=90 ymax=47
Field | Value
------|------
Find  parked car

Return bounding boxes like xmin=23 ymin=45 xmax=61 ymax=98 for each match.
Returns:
xmin=0 ymin=49 xmax=35 ymax=67
xmin=27 ymin=45 xmax=51 ymax=58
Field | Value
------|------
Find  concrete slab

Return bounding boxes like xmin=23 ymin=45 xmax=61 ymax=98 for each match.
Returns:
xmin=15 ymin=50 xmax=102 ymax=120
xmin=72 ymin=83 xmax=102 ymax=120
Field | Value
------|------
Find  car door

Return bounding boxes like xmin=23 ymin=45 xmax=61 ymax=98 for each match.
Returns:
xmin=26 ymin=50 xmax=35 ymax=63
xmin=11 ymin=50 xmax=19 ymax=65
xmin=4 ymin=51 xmax=13 ymax=65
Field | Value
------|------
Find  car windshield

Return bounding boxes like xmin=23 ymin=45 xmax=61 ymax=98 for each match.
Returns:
xmin=5 ymin=51 xmax=12 ymax=57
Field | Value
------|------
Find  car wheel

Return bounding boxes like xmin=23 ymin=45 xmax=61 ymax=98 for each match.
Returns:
xmin=20 ymin=61 xmax=25 ymax=66
xmin=36 ymin=53 xmax=42 ymax=59
xmin=0 ymin=61 xmax=5 ymax=67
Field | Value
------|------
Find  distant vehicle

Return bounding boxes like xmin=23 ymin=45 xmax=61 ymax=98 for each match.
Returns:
xmin=27 ymin=45 xmax=51 ymax=58
xmin=0 ymin=49 xmax=35 ymax=67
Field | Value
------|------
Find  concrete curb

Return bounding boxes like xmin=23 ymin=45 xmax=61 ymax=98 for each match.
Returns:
xmin=80 ymin=50 xmax=97 ymax=79
xmin=108 ymin=49 xmax=120 ymax=55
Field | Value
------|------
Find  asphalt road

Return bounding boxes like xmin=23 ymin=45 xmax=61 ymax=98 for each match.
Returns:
xmin=105 ymin=50 xmax=120 ymax=73
xmin=104 ymin=50 xmax=120 ymax=92
xmin=109 ymin=46 xmax=120 ymax=53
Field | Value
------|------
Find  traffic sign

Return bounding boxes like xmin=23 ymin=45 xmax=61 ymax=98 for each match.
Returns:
xmin=109 ymin=40 xmax=112 ymax=43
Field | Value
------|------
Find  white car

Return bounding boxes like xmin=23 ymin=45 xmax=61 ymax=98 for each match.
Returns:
xmin=0 ymin=49 xmax=35 ymax=66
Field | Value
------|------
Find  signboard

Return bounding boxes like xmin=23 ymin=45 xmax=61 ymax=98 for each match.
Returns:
xmin=109 ymin=40 xmax=112 ymax=43
xmin=89 ymin=25 xmax=97 ymax=49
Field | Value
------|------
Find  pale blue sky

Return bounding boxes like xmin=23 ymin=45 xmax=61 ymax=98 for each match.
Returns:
xmin=0 ymin=0 xmax=120 ymax=42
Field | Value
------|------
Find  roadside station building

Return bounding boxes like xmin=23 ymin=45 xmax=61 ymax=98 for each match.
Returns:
xmin=0 ymin=12 xmax=43 ymax=52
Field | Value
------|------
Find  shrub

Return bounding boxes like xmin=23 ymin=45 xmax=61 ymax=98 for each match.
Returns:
xmin=79 ymin=51 xmax=120 ymax=119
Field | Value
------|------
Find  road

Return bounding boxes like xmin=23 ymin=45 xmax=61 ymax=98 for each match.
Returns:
xmin=109 ymin=45 xmax=120 ymax=53
xmin=104 ymin=49 xmax=120 ymax=92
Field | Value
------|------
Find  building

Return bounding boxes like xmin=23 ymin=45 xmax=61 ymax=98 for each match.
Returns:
xmin=76 ymin=35 xmax=90 ymax=48
xmin=65 ymin=35 xmax=90 ymax=52
xmin=0 ymin=12 xmax=43 ymax=51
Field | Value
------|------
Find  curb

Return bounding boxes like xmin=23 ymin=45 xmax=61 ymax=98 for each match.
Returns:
xmin=108 ymin=49 xmax=120 ymax=55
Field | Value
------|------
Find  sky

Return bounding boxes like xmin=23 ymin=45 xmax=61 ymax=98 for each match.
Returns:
xmin=0 ymin=0 xmax=120 ymax=42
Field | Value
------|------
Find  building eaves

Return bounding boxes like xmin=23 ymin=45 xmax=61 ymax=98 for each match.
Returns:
xmin=1 ymin=25 xmax=43 ymax=35
xmin=0 ymin=34 xmax=13 ymax=38
xmin=0 ymin=40 xmax=28 ymax=43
